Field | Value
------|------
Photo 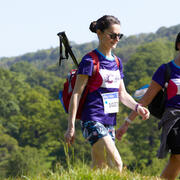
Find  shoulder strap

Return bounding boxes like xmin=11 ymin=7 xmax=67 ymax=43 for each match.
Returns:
xmin=114 ymin=55 xmax=120 ymax=68
xmin=88 ymin=51 xmax=99 ymax=75
xmin=87 ymin=51 xmax=120 ymax=74
xmin=164 ymin=63 xmax=171 ymax=88
xmin=164 ymin=63 xmax=171 ymax=82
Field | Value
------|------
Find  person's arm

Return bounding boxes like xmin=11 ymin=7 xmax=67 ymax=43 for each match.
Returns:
xmin=116 ymin=80 xmax=162 ymax=141
xmin=128 ymin=80 xmax=162 ymax=120
xmin=118 ymin=79 xmax=149 ymax=119
xmin=64 ymin=74 xmax=88 ymax=146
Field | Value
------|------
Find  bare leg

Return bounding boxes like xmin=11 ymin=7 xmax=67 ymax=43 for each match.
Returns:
xmin=91 ymin=135 xmax=123 ymax=172
xmin=106 ymin=152 xmax=115 ymax=168
xmin=160 ymin=154 xmax=180 ymax=180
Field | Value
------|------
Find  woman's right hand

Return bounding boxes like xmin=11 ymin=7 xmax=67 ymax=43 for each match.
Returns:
xmin=64 ymin=127 xmax=75 ymax=146
xmin=116 ymin=122 xmax=129 ymax=141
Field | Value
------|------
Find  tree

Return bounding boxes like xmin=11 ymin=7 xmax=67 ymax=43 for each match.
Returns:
xmin=124 ymin=40 xmax=174 ymax=93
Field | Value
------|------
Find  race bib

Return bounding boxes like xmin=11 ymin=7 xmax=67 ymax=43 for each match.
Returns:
xmin=101 ymin=92 xmax=119 ymax=114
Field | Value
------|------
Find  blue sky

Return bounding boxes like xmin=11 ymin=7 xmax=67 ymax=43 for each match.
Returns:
xmin=0 ymin=0 xmax=180 ymax=58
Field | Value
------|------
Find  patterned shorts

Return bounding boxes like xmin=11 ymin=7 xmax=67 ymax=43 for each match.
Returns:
xmin=167 ymin=120 xmax=180 ymax=154
xmin=80 ymin=121 xmax=115 ymax=146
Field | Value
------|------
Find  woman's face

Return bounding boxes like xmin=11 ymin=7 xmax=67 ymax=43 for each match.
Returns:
xmin=98 ymin=24 xmax=121 ymax=49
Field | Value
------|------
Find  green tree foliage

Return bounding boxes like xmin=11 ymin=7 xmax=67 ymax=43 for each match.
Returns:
xmin=10 ymin=61 xmax=38 ymax=76
xmin=124 ymin=39 xmax=174 ymax=93
xmin=0 ymin=125 xmax=19 ymax=177
xmin=6 ymin=146 xmax=47 ymax=177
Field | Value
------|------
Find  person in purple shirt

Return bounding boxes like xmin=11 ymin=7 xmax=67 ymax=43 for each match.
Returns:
xmin=64 ymin=15 xmax=149 ymax=173
xmin=116 ymin=32 xmax=180 ymax=179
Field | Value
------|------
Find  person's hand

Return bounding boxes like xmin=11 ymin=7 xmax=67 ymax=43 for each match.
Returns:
xmin=116 ymin=122 xmax=129 ymax=141
xmin=137 ymin=106 xmax=150 ymax=120
xmin=64 ymin=127 xmax=75 ymax=146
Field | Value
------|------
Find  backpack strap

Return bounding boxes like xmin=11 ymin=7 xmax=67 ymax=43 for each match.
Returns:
xmin=114 ymin=55 xmax=120 ymax=68
xmin=88 ymin=51 xmax=120 ymax=74
xmin=163 ymin=63 xmax=171 ymax=102
xmin=164 ymin=63 xmax=171 ymax=88
xmin=88 ymin=51 xmax=99 ymax=75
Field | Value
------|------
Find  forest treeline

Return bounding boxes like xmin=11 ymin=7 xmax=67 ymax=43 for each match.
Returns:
xmin=0 ymin=24 xmax=179 ymax=178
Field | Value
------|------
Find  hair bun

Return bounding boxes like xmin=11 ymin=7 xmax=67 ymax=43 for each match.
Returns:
xmin=89 ymin=21 xmax=97 ymax=33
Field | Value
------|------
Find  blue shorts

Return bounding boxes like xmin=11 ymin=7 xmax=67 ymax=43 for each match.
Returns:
xmin=80 ymin=121 xmax=115 ymax=146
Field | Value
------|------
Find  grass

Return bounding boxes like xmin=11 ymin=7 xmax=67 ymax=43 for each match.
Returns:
xmin=5 ymin=163 xmax=162 ymax=180
xmin=4 ymin=144 xmax=163 ymax=180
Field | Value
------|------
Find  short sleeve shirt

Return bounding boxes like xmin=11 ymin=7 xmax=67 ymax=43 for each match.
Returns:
xmin=77 ymin=49 xmax=124 ymax=125
xmin=152 ymin=60 xmax=180 ymax=109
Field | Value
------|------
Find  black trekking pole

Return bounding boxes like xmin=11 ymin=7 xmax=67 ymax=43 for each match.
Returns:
xmin=57 ymin=31 xmax=79 ymax=68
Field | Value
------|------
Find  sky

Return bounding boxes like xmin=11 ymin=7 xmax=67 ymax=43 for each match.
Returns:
xmin=0 ymin=0 xmax=180 ymax=58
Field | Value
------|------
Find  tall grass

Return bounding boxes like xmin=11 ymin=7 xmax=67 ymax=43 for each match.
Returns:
xmin=5 ymin=144 xmax=162 ymax=180
xmin=6 ymin=164 xmax=162 ymax=180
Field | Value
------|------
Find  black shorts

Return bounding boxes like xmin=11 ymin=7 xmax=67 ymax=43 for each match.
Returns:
xmin=167 ymin=120 xmax=180 ymax=154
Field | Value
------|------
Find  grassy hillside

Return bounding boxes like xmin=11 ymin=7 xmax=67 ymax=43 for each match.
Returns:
xmin=5 ymin=163 xmax=162 ymax=180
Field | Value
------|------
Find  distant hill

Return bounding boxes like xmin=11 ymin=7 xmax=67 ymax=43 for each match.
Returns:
xmin=0 ymin=24 xmax=179 ymax=71
xmin=115 ymin=24 xmax=180 ymax=62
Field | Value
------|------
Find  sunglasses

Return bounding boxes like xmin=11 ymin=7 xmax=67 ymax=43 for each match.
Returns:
xmin=106 ymin=32 xmax=123 ymax=40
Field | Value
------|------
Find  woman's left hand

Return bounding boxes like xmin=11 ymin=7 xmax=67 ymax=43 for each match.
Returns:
xmin=137 ymin=106 xmax=150 ymax=120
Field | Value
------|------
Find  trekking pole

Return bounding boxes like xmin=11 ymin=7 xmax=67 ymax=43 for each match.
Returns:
xmin=57 ymin=31 xmax=79 ymax=68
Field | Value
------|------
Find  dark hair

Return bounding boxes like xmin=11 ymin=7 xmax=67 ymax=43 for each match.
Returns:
xmin=89 ymin=15 xmax=120 ymax=33
xmin=175 ymin=32 xmax=180 ymax=51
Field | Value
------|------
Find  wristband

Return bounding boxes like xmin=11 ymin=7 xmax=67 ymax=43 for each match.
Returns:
xmin=125 ymin=117 xmax=132 ymax=123
xmin=135 ymin=103 xmax=142 ymax=112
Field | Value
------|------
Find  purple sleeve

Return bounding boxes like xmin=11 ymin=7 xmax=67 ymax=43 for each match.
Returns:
xmin=77 ymin=54 xmax=94 ymax=76
xmin=152 ymin=64 xmax=166 ymax=87
xmin=118 ymin=57 xmax=124 ymax=79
